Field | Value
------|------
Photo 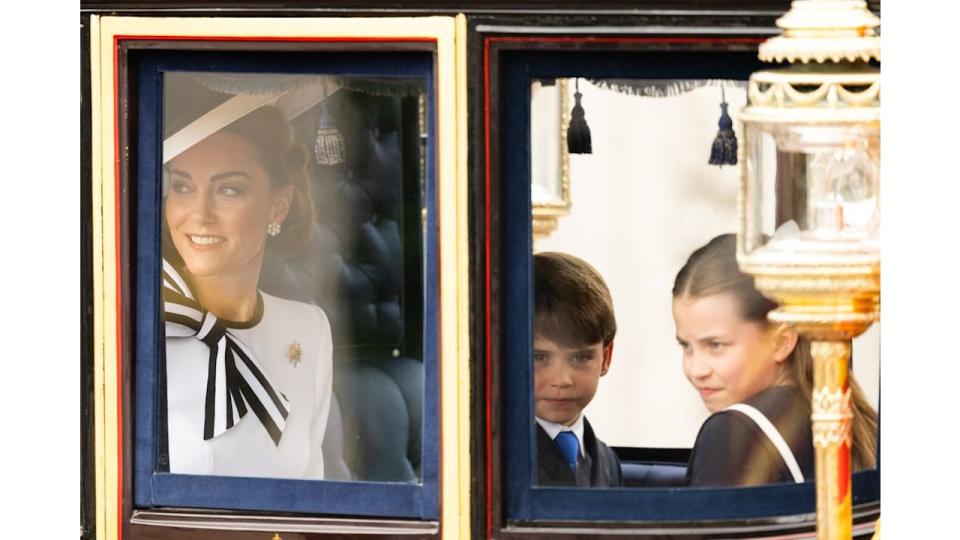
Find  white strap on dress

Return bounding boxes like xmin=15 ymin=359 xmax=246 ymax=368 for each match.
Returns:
xmin=724 ymin=403 xmax=804 ymax=483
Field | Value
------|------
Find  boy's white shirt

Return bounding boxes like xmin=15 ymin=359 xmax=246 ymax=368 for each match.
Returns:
xmin=535 ymin=414 xmax=586 ymax=458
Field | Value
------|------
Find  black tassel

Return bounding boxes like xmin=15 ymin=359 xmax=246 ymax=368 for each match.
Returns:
xmin=709 ymin=87 xmax=737 ymax=167
xmin=314 ymin=100 xmax=345 ymax=166
xmin=567 ymin=78 xmax=592 ymax=155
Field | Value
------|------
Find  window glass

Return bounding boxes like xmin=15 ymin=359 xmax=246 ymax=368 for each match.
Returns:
xmin=529 ymin=77 xmax=879 ymax=490
xmin=132 ymin=52 xmax=438 ymax=519
xmin=494 ymin=48 xmax=880 ymax=526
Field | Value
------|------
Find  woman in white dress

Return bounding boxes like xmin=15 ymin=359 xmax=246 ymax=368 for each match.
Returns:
xmin=162 ymin=105 xmax=332 ymax=480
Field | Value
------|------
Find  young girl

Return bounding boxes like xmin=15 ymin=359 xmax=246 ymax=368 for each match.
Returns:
xmin=673 ymin=234 xmax=877 ymax=487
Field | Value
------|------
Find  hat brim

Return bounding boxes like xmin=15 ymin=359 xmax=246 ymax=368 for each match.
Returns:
xmin=162 ymin=72 xmax=341 ymax=164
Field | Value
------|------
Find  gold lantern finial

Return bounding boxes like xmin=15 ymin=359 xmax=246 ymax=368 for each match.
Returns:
xmin=760 ymin=0 xmax=880 ymax=64
xmin=739 ymin=0 xmax=881 ymax=343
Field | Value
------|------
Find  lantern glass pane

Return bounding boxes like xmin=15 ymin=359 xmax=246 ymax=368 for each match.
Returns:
xmin=743 ymin=122 xmax=880 ymax=256
xmin=743 ymin=123 xmax=780 ymax=254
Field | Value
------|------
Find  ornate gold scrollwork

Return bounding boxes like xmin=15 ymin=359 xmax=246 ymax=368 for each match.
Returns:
xmin=748 ymin=73 xmax=880 ymax=111
xmin=810 ymin=341 xmax=854 ymax=449
xmin=811 ymin=386 xmax=853 ymax=448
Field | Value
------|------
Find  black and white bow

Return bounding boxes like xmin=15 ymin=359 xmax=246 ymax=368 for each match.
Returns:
xmin=163 ymin=259 xmax=290 ymax=446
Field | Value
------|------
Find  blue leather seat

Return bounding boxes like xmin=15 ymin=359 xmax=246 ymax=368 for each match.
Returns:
xmin=620 ymin=462 xmax=688 ymax=488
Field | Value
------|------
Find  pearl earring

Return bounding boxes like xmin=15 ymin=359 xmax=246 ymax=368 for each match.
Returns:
xmin=267 ymin=222 xmax=282 ymax=237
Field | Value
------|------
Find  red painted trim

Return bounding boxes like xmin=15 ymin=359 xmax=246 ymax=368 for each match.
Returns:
xmin=481 ymin=33 xmax=762 ymax=537
xmin=112 ymin=35 xmax=125 ymax=540
xmin=483 ymin=36 xmax=493 ymax=540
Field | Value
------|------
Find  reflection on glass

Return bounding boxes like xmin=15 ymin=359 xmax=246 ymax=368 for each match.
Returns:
xmin=743 ymin=123 xmax=880 ymax=254
xmin=530 ymin=80 xmax=571 ymax=240
xmin=161 ymin=72 xmax=425 ymax=483
xmin=528 ymin=78 xmax=880 ymax=489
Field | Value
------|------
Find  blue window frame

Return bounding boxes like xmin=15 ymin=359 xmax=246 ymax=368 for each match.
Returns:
xmin=499 ymin=47 xmax=880 ymax=522
xmin=133 ymin=49 xmax=439 ymax=519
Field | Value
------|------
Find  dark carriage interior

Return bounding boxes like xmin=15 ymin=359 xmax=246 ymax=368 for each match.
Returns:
xmin=260 ymin=87 xmax=426 ymax=483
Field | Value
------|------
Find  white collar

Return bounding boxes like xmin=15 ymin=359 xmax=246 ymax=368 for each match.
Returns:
xmin=535 ymin=415 xmax=586 ymax=457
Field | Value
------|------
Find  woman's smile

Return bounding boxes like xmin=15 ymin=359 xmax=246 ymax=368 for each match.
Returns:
xmin=165 ymin=131 xmax=287 ymax=280
xmin=188 ymin=234 xmax=227 ymax=247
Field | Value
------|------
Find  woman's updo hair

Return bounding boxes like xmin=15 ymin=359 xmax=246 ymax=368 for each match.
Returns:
xmin=222 ymin=106 xmax=315 ymax=255
xmin=673 ymin=233 xmax=878 ymax=471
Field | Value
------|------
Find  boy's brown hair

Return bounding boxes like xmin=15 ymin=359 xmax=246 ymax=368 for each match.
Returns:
xmin=533 ymin=252 xmax=616 ymax=348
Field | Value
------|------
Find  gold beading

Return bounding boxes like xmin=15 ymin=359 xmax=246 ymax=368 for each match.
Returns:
xmin=811 ymin=386 xmax=853 ymax=448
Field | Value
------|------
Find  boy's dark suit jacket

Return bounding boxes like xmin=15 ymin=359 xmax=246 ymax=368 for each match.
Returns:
xmin=536 ymin=418 xmax=623 ymax=487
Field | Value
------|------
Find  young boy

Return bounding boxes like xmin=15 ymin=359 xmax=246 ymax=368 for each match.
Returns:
xmin=533 ymin=251 xmax=622 ymax=487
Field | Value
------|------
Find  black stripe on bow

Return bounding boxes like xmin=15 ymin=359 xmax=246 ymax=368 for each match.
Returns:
xmin=202 ymin=336 xmax=218 ymax=441
xmin=231 ymin=341 xmax=290 ymax=418
xmin=163 ymin=260 xmax=289 ymax=447
xmin=227 ymin=339 xmax=288 ymax=445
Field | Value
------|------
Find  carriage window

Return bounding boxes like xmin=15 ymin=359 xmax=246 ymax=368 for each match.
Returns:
xmin=89 ymin=14 xmax=467 ymax=536
xmin=129 ymin=47 xmax=441 ymax=523
xmin=158 ymin=70 xmax=426 ymax=485
xmin=529 ymin=77 xmax=880 ymax=489
xmin=491 ymin=44 xmax=880 ymax=529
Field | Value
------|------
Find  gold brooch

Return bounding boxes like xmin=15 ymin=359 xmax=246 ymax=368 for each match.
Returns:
xmin=286 ymin=341 xmax=302 ymax=367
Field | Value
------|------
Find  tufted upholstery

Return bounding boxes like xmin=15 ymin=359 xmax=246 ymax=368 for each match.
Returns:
xmin=260 ymin=88 xmax=424 ymax=482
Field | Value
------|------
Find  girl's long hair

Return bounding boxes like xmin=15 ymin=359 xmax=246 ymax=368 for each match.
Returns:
xmin=673 ymin=234 xmax=878 ymax=471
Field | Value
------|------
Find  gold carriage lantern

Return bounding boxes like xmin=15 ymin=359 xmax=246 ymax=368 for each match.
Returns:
xmin=736 ymin=1 xmax=880 ymax=539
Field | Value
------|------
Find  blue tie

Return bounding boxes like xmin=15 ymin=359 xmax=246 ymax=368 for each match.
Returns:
xmin=554 ymin=431 xmax=580 ymax=471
